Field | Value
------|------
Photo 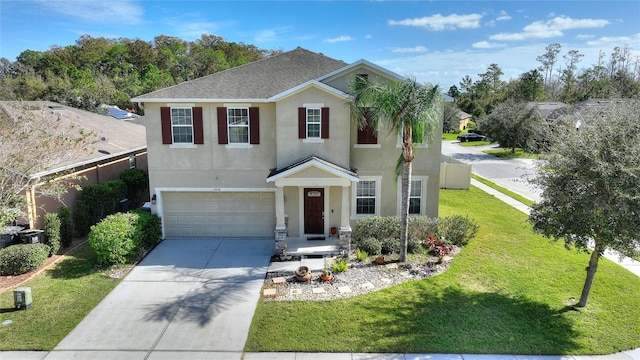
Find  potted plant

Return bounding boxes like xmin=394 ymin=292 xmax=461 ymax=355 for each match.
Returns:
xmin=320 ymin=267 xmax=333 ymax=282
xmin=374 ymin=253 xmax=385 ymax=265
xmin=295 ymin=265 xmax=312 ymax=282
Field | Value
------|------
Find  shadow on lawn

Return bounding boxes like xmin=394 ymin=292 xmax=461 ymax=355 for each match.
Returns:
xmin=352 ymin=285 xmax=580 ymax=355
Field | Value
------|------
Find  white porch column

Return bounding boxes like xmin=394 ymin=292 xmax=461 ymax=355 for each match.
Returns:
xmin=275 ymin=186 xmax=286 ymax=229
xmin=340 ymin=185 xmax=351 ymax=231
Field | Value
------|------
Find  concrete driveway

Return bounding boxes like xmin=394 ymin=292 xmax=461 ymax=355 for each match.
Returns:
xmin=47 ymin=238 xmax=273 ymax=360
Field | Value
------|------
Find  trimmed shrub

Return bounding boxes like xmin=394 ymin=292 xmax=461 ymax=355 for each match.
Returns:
xmin=130 ymin=210 xmax=161 ymax=250
xmin=381 ymin=237 xmax=400 ymax=255
xmin=43 ymin=212 xmax=61 ymax=256
xmin=88 ymin=210 xmax=161 ymax=266
xmin=407 ymin=236 xmax=423 ymax=254
xmin=89 ymin=212 xmax=138 ymax=266
xmin=0 ymin=244 xmax=51 ymax=275
xmin=352 ymin=216 xmax=400 ymax=248
xmin=357 ymin=237 xmax=382 ymax=256
xmin=438 ymin=215 xmax=479 ymax=246
xmin=120 ymin=168 xmax=149 ymax=207
xmin=408 ymin=216 xmax=439 ymax=242
xmin=58 ymin=206 xmax=73 ymax=247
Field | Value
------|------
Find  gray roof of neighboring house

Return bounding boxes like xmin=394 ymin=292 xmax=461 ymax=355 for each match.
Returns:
xmin=456 ymin=110 xmax=472 ymax=120
xmin=526 ymin=101 xmax=569 ymax=119
xmin=0 ymin=101 xmax=146 ymax=174
xmin=133 ymin=47 xmax=348 ymax=101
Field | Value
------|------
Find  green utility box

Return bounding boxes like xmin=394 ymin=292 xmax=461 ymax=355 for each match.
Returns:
xmin=14 ymin=287 xmax=32 ymax=310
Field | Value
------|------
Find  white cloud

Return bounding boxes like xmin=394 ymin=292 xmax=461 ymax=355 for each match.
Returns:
xmin=576 ymin=34 xmax=596 ymax=40
xmin=365 ymin=34 xmax=373 ymax=40
xmin=391 ymin=46 xmax=427 ymax=53
xmin=388 ymin=13 xmax=483 ymax=31
xmin=323 ymin=35 xmax=354 ymax=43
xmin=490 ymin=15 xmax=610 ymax=41
xmin=35 ymin=0 xmax=144 ymax=25
xmin=472 ymin=41 xmax=506 ymax=49
xmin=586 ymin=33 xmax=640 ymax=47
xmin=496 ymin=11 xmax=511 ymax=21
xmin=254 ymin=26 xmax=292 ymax=42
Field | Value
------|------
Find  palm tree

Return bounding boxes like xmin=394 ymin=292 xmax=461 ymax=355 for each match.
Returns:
xmin=349 ymin=75 xmax=441 ymax=262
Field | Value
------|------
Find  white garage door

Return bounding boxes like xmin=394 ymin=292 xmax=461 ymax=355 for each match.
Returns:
xmin=162 ymin=192 xmax=275 ymax=238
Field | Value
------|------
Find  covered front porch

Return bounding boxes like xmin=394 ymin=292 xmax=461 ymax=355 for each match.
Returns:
xmin=266 ymin=156 xmax=358 ymax=256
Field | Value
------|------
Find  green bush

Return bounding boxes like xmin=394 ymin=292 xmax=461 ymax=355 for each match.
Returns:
xmin=89 ymin=212 xmax=138 ymax=266
xmin=353 ymin=215 xmax=479 ymax=254
xmin=0 ymin=243 xmax=51 ymax=275
xmin=58 ymin=206 xmax=73 ymax=247
xmin=357 ymin=237 xmax=382 ymax=256
xmin=352 ymin=216 xmax=400 ymax=248
xmin=43 ymin=213 xmax=61 ymax=256
xmin=381 ymin=237 xmax=400 ymax=255
xmin=438 ymin=215 xmax=479 ymax=246
xmin=75 ymin=180 xmax=128 ymax=236
xmin=130 ymin=210 xmax=161 ymax=250
xmin=88 ymin=210 xmax=161 ymax=266
xmin=120 ymin=168 xmax=149 ymax=207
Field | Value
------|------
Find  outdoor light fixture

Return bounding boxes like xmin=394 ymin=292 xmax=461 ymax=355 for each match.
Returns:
xmin=151 ymin=194 xmax=157 ymax=205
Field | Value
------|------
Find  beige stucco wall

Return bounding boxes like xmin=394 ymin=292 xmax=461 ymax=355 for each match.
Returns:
xmin=145 ymin=102 xmax=277 ymax=192
xmin=274 ymin=87 xmax=351 ymax=169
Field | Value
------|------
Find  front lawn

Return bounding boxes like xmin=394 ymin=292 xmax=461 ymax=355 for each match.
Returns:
xmin=483 ymin=148 xmax=541 ymax=159
xmin=246 ymin=187 xmax=640 ymax=355
xmin=0 ymin=244 xmax=126 ymax=350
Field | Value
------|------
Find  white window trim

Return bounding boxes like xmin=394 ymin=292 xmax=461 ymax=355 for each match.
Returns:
xmin=396 ymin=176 xmax=428 ymax=216
xmin=303 ymin=138 xmax=325 ymax=144
xmin=225 ymin=144 xmax=253 ymax=149
xmin=170 ymin=143 xmax=197 ymax=149
xmin=227 ymin=107 xmax=250 ymax=144
xmin=351 ymin=176 xmax=381 ymax=218
xmin=353 ymin=144 xmax=381 ymax=149
xmin=306 ymin=107 xmax=322 ymax=139
xmin=171 ymin=107 xmax=194 ymax=145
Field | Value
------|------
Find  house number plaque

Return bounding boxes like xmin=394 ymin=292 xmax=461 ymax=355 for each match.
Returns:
xmin=307 ymin=191 xmax=321 ymax=197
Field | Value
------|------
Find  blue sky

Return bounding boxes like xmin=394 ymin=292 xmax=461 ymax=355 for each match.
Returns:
xmin=1 ymin=0 xmax=639 ymax=88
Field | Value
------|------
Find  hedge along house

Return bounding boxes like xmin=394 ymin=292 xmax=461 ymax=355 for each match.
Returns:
xmin=0 ymin=101 xmax=148 ymax=229
xmin=131 ymin=48 xmax=443 ymax=255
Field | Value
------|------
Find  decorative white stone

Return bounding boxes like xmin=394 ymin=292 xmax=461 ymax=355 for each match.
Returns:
xmin=338 ymin=286 xmax=352 ymax=293
xmin=312 ymin=287 xmax=325 ymax=294
xmin=263 ymin=288 xmax=277 ymax=297
xmin=272 ymin=277 xmax=286 ymax=284
xmin=360 ymin=282 xmax=375 ymax=289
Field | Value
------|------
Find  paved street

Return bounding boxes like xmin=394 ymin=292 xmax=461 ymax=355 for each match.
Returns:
xmin=441 ymin=140 xmax=542 ymax=202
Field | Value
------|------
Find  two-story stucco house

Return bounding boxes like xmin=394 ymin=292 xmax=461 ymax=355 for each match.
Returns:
xmin=131 ymin=47 xmax=442 ymax=254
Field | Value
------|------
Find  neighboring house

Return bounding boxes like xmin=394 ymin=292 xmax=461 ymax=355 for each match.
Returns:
xmin=131 ymin=47 xmax=442 ymax=252
xmin=456 ymin=110 xmax=472 ymax=131
xmin=0 ymin=101 xmax=148 ymax=229
xmin=527 ymin=101 xmax=569 ymax=125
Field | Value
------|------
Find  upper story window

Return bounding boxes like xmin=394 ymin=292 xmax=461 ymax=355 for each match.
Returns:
xmin=228 ymin=107 xmax=249 ymax=144
xmin=171 ymin=107 xmax=193 ymax=143
xmin=298 ymin=106 xmax=329 ymax=140
xmin=306 ymin=108 xmax=321 ymax=138
xmin=217 ymin=106 xmax=260 ymax=145
xmin=160 ymin=106 xmax=203 ymax=146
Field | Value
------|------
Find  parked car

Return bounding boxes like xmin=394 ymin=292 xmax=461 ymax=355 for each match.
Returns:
xmin=457 ymin=133 xmax=486 ymax=142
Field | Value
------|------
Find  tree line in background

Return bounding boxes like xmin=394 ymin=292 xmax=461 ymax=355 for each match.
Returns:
xmin=0 ymin=34 xmax=281 ymax=113
xmin=447 ymin=43 xmax=640 ymax=121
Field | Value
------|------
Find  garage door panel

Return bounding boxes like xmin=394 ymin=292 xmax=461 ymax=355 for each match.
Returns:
xmin=163 ymin=192 xmax=275 ymax=238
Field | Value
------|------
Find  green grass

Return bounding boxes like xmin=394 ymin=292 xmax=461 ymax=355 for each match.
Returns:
xmin=472 ymin=174 xmax=535 ymax=208
xmin=246 ymin=187 xmax=640 ymax=355
xmin=442 ymin=132 xmax=463 ymax=141
xmin=0 ymin=244 xmax=125 ymax=350
xmin=459 ymin=140 xmax=493 ymax=147
xmin=483 ymin=148 xmax=542 ymax=159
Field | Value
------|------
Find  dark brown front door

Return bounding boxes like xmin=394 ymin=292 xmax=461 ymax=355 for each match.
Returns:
xmin=304 ymin=188 xmax=324 ymax=234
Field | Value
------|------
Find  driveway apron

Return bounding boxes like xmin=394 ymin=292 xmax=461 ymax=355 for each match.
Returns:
xmin=51 ymin=238 xmax=272 ymax=358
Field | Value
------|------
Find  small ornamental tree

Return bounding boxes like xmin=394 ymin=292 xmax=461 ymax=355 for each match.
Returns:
xmin=480 ymin=99 xmax=547 ymax=153
xmin=529 ymin=100 xmax=640 ymax=308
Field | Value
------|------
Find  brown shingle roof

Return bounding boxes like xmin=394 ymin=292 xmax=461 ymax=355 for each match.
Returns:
xmin=133 ymin=47 xmax=348 ymax=101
